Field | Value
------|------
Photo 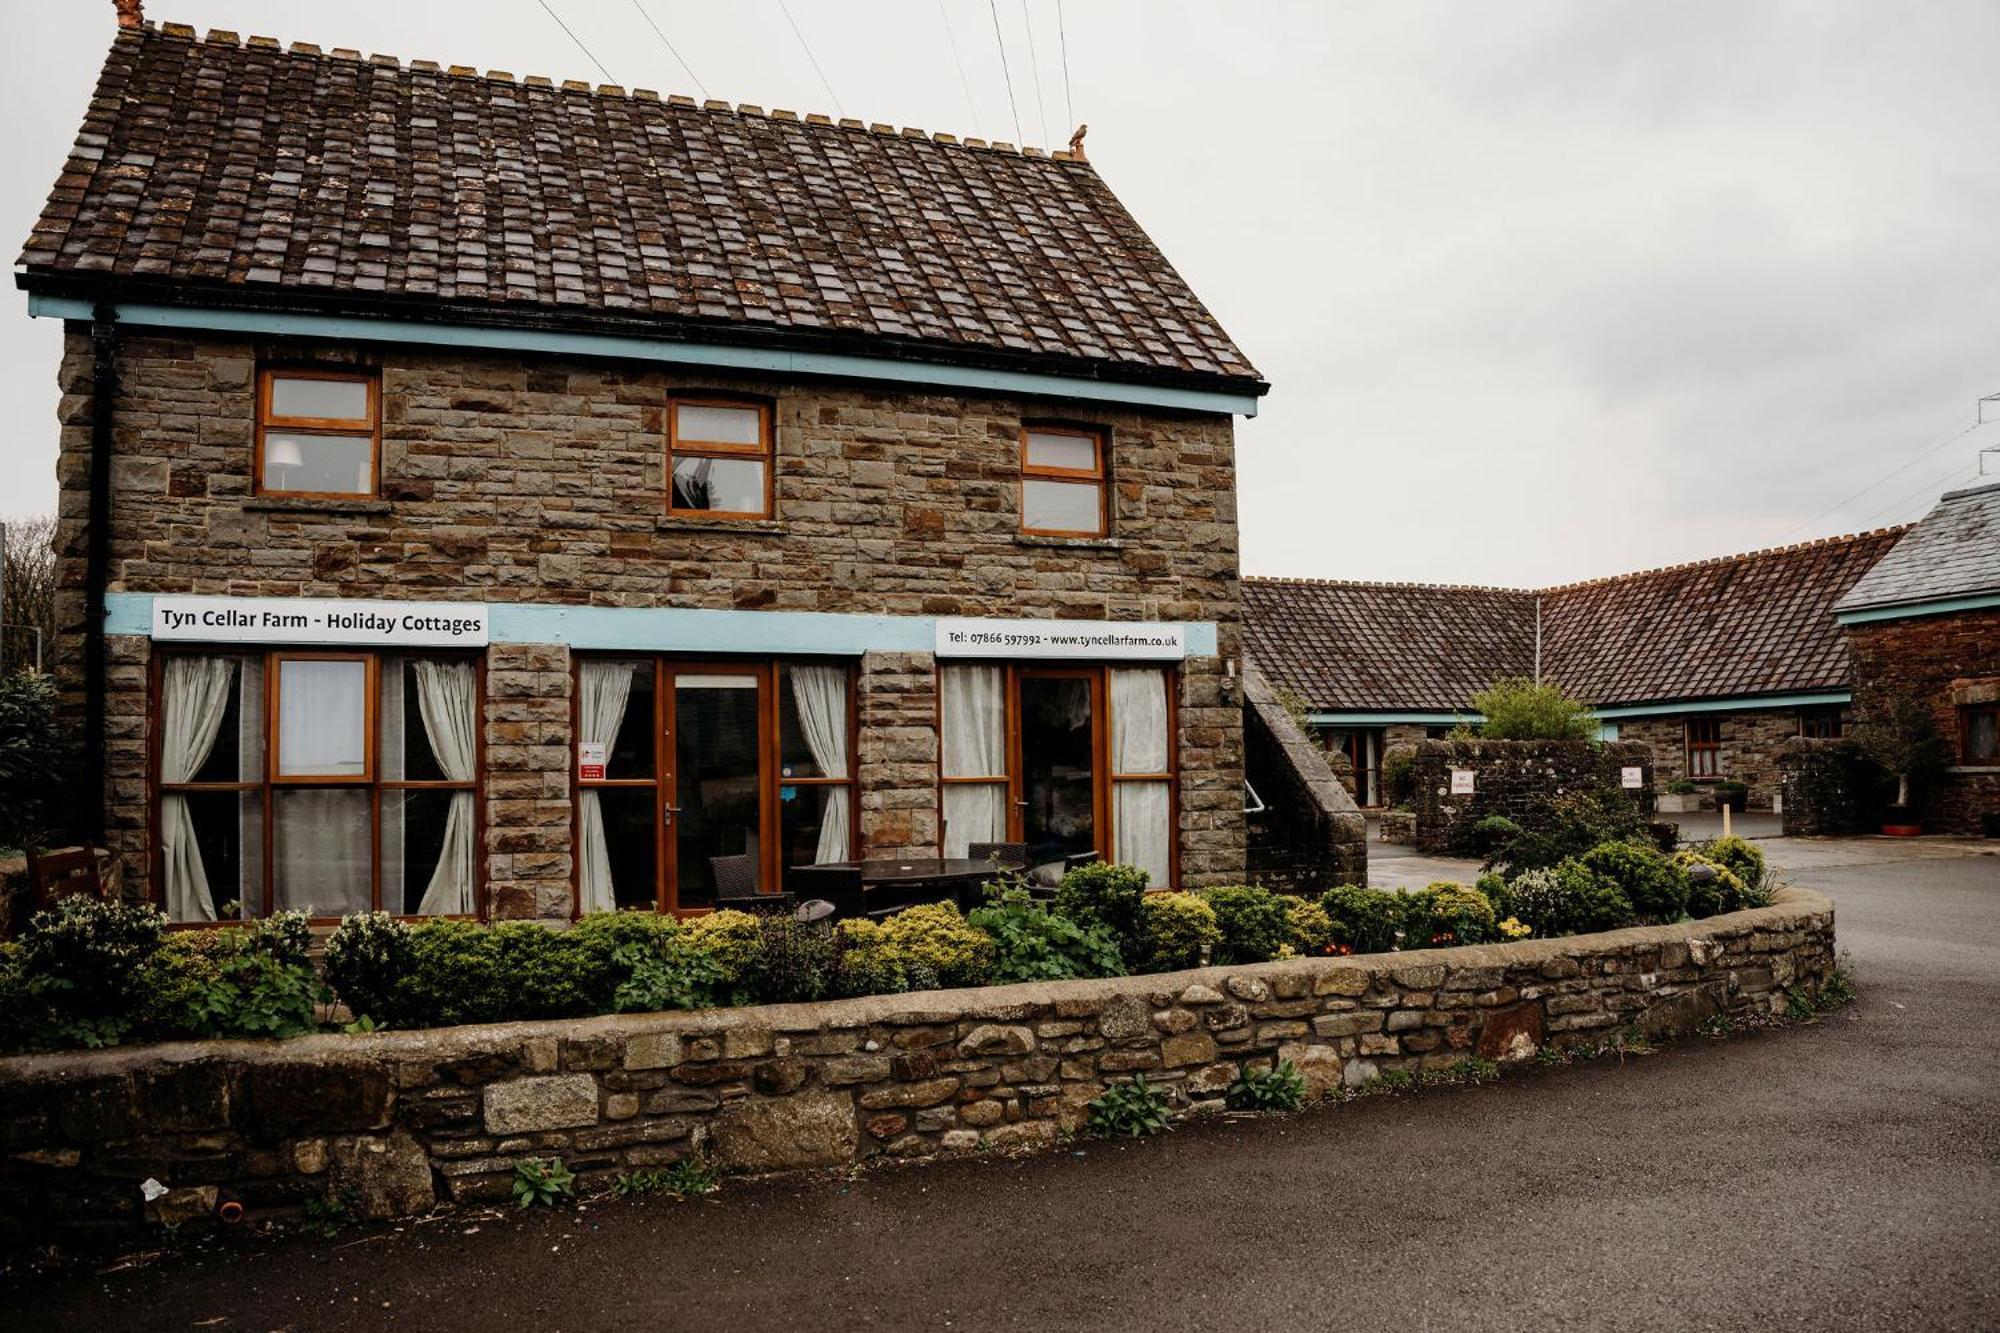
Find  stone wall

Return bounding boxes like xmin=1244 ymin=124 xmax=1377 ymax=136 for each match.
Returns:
xmin=55 ymin=329 xmax=1246 ymax=900
xmin=0 ymin=888 xmax=1834 ymax=1249
xmin=1241 ymin=666 xmax=1366 ymax=890
xmin=1411 ymin=739 xmax=1654 ymax=856
xmin=1848 ymin=609 xmax=2000 ymax=836
xmin=1613 ymin=708 xmax=1824 ymax=810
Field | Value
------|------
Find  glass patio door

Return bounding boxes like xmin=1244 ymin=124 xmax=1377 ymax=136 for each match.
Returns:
xmin=666 ymin=666 xmax=768 ymax=911
xmin=1016 ymin=669 xmax=1105 ymax=869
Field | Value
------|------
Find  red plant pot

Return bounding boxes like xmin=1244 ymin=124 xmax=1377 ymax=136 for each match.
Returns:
xmin=1880 ymin=822 xmax=1923 ymax=838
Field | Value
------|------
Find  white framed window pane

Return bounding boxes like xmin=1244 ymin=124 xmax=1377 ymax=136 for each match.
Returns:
xmin=675 ymin=403 xmax=762 ymax=446
xmin=270 ymin=376 xmax=370 ymax=421
xmin=278 ymin=659 xmax=369 ymax=777
xmin=264 ymin=432 xmax=373 ymax=494
xmin=672 ymin=456 xmax=766 ymax=512
xmin=1025 ymin=430 xmax=1097 ymax=471
xmin=1969 ymin=711 xmax=1997 ymax=761
xmin=1023 ymin=478 xmax=1102 ymax=533
xmin=273 ymin=788 xmax=372 ymax=916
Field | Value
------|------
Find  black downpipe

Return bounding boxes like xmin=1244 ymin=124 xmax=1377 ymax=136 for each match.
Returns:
xmin=84 ymin=304 xmax=117 ymax=846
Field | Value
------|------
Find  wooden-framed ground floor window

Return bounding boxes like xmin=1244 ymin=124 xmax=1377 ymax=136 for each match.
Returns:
xmin=938 ymin=663 xmax=1178 ymax=888
xmin=1962 ymin=703 xmax=1999 ymax=764
xmin=151 ymin=650 xmax=483 ymax=924
xmin=1685 ymin=716 xmax=1722 ymax=777
xmin=573 ymin=657 xmax=858 ymax=915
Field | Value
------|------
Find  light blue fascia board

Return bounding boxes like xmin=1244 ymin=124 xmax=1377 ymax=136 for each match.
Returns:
xmin=1306 ymin=711 xmax=1475 ymax=727
xmin=1591 ymin=692 xmax=1849 ymax=720
xmin=27 ymin=295 xmax=1262 ymax=418
xmin=104 ymin=592 xmax=1219 ymax=657
xmin=1836 ymin=592 xmax=2000 ymax=625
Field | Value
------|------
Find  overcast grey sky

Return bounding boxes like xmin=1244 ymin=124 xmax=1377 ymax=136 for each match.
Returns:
xmin=4 ymin=0 xmax=1996 ymax=585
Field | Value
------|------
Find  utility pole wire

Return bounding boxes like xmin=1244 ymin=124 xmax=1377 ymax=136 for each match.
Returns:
xmin=1021 ymin=0 xmax=1051 ymax=147
xmin=1776 ymin=416 xmax=1987 ymax=543
xmin=1856 ymin=455 xmax=1981 ymax=529
xmin=988 ymin=0 xmax=1024 ymax=145
xmin=535 ymin=0 xmax=617 ymax=86
xmin=629 ymin=0 xmax=709 ymax=98
xmin=937 ymin=0 xmax=983 ymax=138
xmin=1057 ymin=0 xmax=1074 ymax=128
xmin=777 ymin=0 xmax=845 ymax=119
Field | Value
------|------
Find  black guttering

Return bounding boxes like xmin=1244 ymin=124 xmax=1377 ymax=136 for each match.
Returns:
xmin=84 ymin=303 xmax=116 ymax=844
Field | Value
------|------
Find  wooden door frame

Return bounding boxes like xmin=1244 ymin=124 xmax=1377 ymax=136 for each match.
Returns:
xmin=662 ymin=660 xmax=775 ymax=914
xmin=1009 ymin=665 xmax=1111 ymax=858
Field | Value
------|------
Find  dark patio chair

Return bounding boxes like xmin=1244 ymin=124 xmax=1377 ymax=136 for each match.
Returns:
xmin=715 ymin=890 xmax=797 ymax=918
xmin=708 ymin=853 xmax=760 ymax=900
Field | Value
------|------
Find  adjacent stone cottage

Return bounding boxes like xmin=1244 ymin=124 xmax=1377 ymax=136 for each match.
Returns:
xmin=1244 ymin=529 xmax=1904 ymax=809
xmin=1834 ymin=480 xmax=2000 ymax=835
xmin=16 ymin=19 xmax=1269 ymax=922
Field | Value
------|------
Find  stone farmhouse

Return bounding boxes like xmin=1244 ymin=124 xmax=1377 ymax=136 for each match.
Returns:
xmin=1834 ymin=480 xmax=2000 ymax=836
xmin=1244 ymin=529 xmax=1907 ymax=811
xmin=16 ymin=17 xmax=1270 ymax=924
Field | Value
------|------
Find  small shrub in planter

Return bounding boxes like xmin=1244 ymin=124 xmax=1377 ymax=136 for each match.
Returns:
xmin=846 ymin=901 xmax=995 ymax=989
xmin=1483 ymin=788 xmax=1647 ymax=876
xmin=1087 ymin=1073 xmax=1173 ymax=1137
xmin=1283 ymin=896 xmax=1337 ymax=957
xmin=1416 ymin=882 xmax=1498 ymax=946
xmin=1505 ymin=861 xmax=1635 ymax=938
xmin=968 ymin=881 xmax=1124 ymax=983
xmin=1132 ymin=892 xmax=1220 ymax=972
xmin=1318 ymin=884 xmax=1401 ymax=955
xmin=1712 ymin=780 xmax=1750 ymax=813
xmin=136 ymin=918 xmax=325 ymax=1040
xmin=831 ymin=918 xmax=939 ymax=997
xmin=1052 ymin=861 xmax=1150 ymax=956
xmin=1197 ymin=885 xmax=1292 ymax=965
xmin=681 ymin=910 xmax=766 ymax=993
xmin=1672 ymin=851 xmax=1749 ymax=918
xmin=753 ymin=916 xmax=843 ymax=1003
xmin=1696 ymin=836 xmax=1766 ymax=892
xmin=18 ymin=897 xmax=166 ymax=1026
xmin=1381 ymin=749 xmax=1418 ymax=810
xmin=1666 ymin=779 xmax=1699 ymax=795
xmin=1578 ymin=840 xmax=1689 ymax=923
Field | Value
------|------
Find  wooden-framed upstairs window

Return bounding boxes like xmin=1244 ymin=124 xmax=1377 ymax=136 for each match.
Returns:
xmin=257 ymin=368 xmax=380 ymax=497
xmin=668 ymin=397 xmax=773 ymax=519
xmin=1685 ymin=717 xmax=1721 ymax=777
xmin=1962 ymin=703 xmax=1999 ymax=765
xmin=1798 ymin=706 xmax=1843 ymax=740
xmin=1020 ymin=425 xmax=1107 ymax=537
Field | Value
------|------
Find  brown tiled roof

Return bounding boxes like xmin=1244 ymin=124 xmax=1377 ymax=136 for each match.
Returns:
xmin=1540 ymin=529 xmax=1906 ymax=705
xmin=1245 ymin=528 xmax=1906 ymax=713
xmin=17 ymin=23 xmax=1264 ymax=394
xmin=1241 ymin=579 xmax=1537 ymax=713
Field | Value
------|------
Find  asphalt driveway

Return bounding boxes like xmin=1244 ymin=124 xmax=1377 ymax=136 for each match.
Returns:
xmin=11 ymin=838 xmax=1999 ymax=1331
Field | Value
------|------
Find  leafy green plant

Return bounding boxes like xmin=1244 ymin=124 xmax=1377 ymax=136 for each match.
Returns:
xmin=1052 ymin=861 xmax=1151 ymax=956
xmin=850 ymin=901 xmax=995 ymax=989
xmin=1283 ymin=896 xmax=1336 ymax=957
xmin=1226 ymin=1059 xmax=1307 ymax=1112
xmin=1483 ymin=787 xmax=1649 ymax=876
xmin=612 ymin=1168 xmax=664 ymax=1197
xmin=1672 ymin=850 xmax=1749 ymax=918
xmin=1696 ymin=836 xmax=1766 ymax=892
xmin=1318 ymin=884 xmax=1401 ymax=955
xmin=1504 ymin=860 xmax=1635 ymax=937
xmin=1467 ymin=677 xmax=1600 ymax=741
xmin=658 ymin=1156 xmax=721 ymax=1198
xmin=1666 ymin=778 xmax=1699 ymax=795
xmin=511 ymin=1157 xmax=575 ymax=1208
xmin=138 ymin=929 xmax=325 ymax=1040
xmin=1415 ymin=882 xmax=1499 ymax=946
xmin=1578 ymin=840 xmax=1689 ymax=923
xmin=968 ymin=881 xmax=1124 ymax=982
xmin=302 ymin=1187 xmax=357 ymax=1238
xmin=1381 ymin=748 xmax=1418 ymax=810
xmin=1132 ymin=892 xmax=1221 ymax=972
xmin=615 ymin=932 xmax=732 ymax=1012
xmin=1087 ymin=1074 xmax=1173 ymax=1138
xmin=0 ymin=671 xmax=77 ymax=851
xmin=1196 ymin=885 xmax=1292 ymax=965
xmin=680 ymin=910 xmax=766 ymax=994
xmin=1853 ymin=690 xmax=1952 ymax=811
xmin=754 ymin=916 xmax=843 ymax=1003
xmin=831 ymin=918 xmax=939 ymax=997
xmin=324 ymin=912 xmax=415 ymax=1026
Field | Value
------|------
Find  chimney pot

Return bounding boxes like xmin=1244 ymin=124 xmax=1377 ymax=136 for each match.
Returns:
xmin=114 ymin=0 xmax=143 ymax=29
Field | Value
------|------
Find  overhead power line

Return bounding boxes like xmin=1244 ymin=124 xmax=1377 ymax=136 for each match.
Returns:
xmin=778 ymin=0 xmax=845 ymax=119
xmin=1021 ymin=0 xmax=1051 ymax=146
xmin=1775 ymin=416 xmax=1987 ymax=543
xmin=937 ymin=0 xmax=982 ymax=137
xmin=988 ymin=0 xmax=1024 ymax=144
xmin=629 ymin=0 xmax=709 ymax=98
xmin=1856 ymin=455 xmax=1982 ymax=529
xmin=1057 ymin=0 xmax=1074 ymax=128
xmin=535 ymin=0 xmax=617 ymax=86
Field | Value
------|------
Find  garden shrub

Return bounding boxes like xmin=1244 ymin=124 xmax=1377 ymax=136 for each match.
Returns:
xmin=1505 ymin=860 xmax=1635 ymax=938
xmin=1417 ymin=882 xmax=1498 ymax=946
xmin=1697 ymin=836 xmax=1766 ymax=892
xmin=1052 ymin=861 xmax=1150 ymax=956
xmin=489 ymin=922 xmax=599 ymax=1020
xmin=1466 ymin=677 xmax=1599 ymax=741
xmin=1318 ymin=884 xmax=1401 ymax=955
xmin=18 ymin=897 xmax=166 ymax=1023
xmin=1475 ymin=870 xmax=1514 ymax=922
xmin=1471 ymin=815 xmax=1523 ymax=859
xmin=1381 ymin=749 xmax=1417 ymax=809
xmin=612 ymin=931 xmax=732 ymax=1012
xmin=135 ymin=926 xmax=324 ymax=1040
xmin=0 ymin=671 xmax=76 ymax=851
xmin=1484 ymin=788 xmax=1647 ymax=876
xmin=753 ymin=916 xmax=843 ymax=1003
xmin=1132 ymin=892 xmax=1220 ymax=972
xmin=841 ymin=901 xmax=994 ymax=989
xmin=831 ymin=917 xmax=937 ymax=997
xmin=681 ymin=910 xmax=765 ymax=993
xmin=1578 ymin=840 xmax=1689 ymax=923
xmin=1197 ymin=885 xmax=1292 ymax=965
xmin=1673 ymin=851 xmax=1750 ymax=919
xmin=1283 ymin=896 xmax=1336 ymax=957
xmin=324 ymin=913 xmax=415 ymax=1025
xmin=390 ymin=920 xmax=512 ymax=1027
xmin=967 ymin=881 xmax=1123 ymax=983
xmin=567 ymin=910 xmax=682 ymax=1009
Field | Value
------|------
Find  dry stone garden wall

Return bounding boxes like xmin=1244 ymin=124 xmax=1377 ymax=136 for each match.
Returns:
xmin=0 ymin=888 xmax=1833 ymax=1249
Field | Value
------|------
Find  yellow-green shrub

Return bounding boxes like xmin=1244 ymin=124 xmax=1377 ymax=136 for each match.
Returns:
xmin=1133 ymin=892 xmax=1221 ymax=972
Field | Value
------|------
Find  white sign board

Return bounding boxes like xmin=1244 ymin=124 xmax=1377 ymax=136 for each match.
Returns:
xmin=577 ymin=742 xmax=608 ymax=782
xmin=1449 ymin=769 xmax=1476 ymax=796
xmin=1621 ymin=765 xmax=1645 ymax=790
xmin=934 ymin=617 xmax=1186 ymax=661
xmin=152 ymin=595 xmax=489 ymax=648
